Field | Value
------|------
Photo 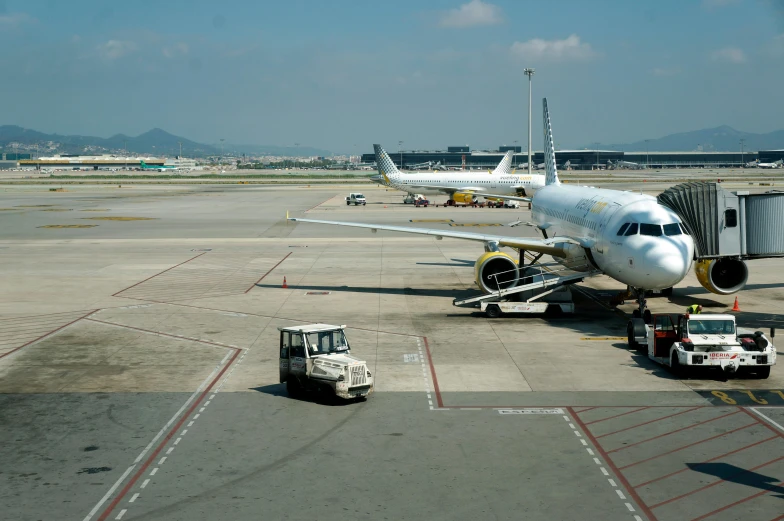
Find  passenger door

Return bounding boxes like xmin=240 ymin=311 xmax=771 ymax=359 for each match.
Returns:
xmin=289 ymin=333 xmax=308 ymax=379
xmin=279 ymin=332 xmax=289 ymax=383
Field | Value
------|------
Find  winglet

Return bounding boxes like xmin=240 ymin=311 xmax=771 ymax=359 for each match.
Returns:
xmin=542 ymin=99 xmax=560 ymax=186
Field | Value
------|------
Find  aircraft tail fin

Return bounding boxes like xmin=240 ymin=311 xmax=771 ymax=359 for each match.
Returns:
xmin=491 ymin=150 xmax=514 ymax=175
xmin=374 ymin=144 xmax=402 ymax=183
xmin=542 ymin=98 xmax=560 ymax=186
xmin=140 ymin=160 xmax=147 ymax=167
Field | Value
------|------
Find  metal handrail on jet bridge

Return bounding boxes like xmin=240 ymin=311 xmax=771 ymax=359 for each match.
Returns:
xmin=452 ymin=263 xmax=600 ymax=307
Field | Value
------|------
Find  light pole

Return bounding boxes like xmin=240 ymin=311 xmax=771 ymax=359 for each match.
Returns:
xmin=594 ymin=142 xmax=599 ymax=170
xmin=398 ymin=140 xmax=403 ymax=169
xmin=513 ymin=140 xmax=519 ymax=168
xmin=740 ymin=138 xmax=745 ymax=168
xmin=523 ymin=68 xmax=535 ymax=174
xmin=178 ymin=141 xmax=182 ymax=159
xmin=645 ymin=139 xmax=650 ymax=167
xmin=220 ymin=138 xmax=225 ymax=164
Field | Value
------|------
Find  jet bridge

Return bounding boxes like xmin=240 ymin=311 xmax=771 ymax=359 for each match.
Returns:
xmin=657 ymin=183 xmax=784 ymax=259
xmin=658 ymin=182 xmax=784 ymax=295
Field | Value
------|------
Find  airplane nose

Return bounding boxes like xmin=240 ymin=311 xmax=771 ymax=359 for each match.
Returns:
xmin=644 ymin=240 xmax=692 ymax=288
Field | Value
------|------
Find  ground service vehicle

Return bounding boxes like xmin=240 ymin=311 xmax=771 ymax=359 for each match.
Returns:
xmin=278 ymin=324 xmax=374 ymax=400
xmin=628 ymin=313 xmax=776 ymax=378
xmin=346 ymin=193 xmax=366 ymax=205
xmin=403 ymin=193 xmax=425 ymax=204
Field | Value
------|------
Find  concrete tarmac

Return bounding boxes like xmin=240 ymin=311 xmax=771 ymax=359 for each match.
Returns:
xmin=1 ymin=183 xmax=783 ymax=521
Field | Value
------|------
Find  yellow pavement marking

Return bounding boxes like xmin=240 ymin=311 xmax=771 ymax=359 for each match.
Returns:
xmin=81 ymin=209 xmax=110 ymax=212
xmin=38 ymin=224 xmax=98 ymax=229
xmin=410 ymin=219 xmax=454 ymax=223
xmin=16 ymin=205 xmax=57 ymax=207
xmin=0 ymin=208 xmax=19 ymax=211
xmin=81 ymin=216 xmax=157 ymax=221
xmin=39 ymin=208 xmax=73 ymax=211
xmin=580 ymin=337 xmax=626 ymax=341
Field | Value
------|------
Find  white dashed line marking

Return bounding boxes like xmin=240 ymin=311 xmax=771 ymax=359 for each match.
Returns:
xmin=608 ymin=479 xmax=617 ymax=487
xmin=150 ymin=468 xmax=158 ymax=476
xmin=129 ymin=493 xmax=139 ymax=503
xmin=626 ymin=503 xmax=636 ymax=512
xmin=158 ymin=457 xmax=166 ymax=465
xmin=174 ymin=437 xmax=181 ymax=445
xmin=141 ymin=479 xmax=150 ymax=489
xmin=600 ymin=467 xmax=609 ymax=476
xmin=586 ymin=448 xmax=594 ymax=456
xmin=569 ymin=423 xmax=576 ymax=429
xmin=199 ymin=407 xmax=205 ymax=413
xmin=205 ymin=401 xmax=211 ymax=406
xmin=188 ymin=421 xmax=194 ymax=427
xmin=115 ymin=509 xmax=127 ymax=520
xmin=181 ymin=429 xmax=187 ymax=435
xmin=593 ymin=457 xmax=601 ymax=465
xmin=616 ymin=490 xmax=626 ymax=500
xmin=573 ymin=430 xmax=582 ymax=437
xmin=580 ymin=439 xmax=588 ymax=446
xmin=166 ymin=447 xmax=174 ymax=455
xmin=194 ymin=414 xmax=200 ymax=419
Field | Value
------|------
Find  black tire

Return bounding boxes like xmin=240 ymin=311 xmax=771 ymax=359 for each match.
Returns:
xmin=286 ymin=377 xmax=301 ymax=397
xmin=627 ymin=321 xmax=637 ymax=350
xmin=671 ymin=353 xmax=684 ymax=378
xmin=546 ymin=304 xmax=564 ymax=317
xmin=627 ymin=318 xmax=646 ymax=351
xmin=346 ymin=201 xmax=350 ymax=206
xmin=633 ymin=309 xmax=641 ymax=318
xmin=643 ymin=309 xmax=652 ymax=324
xmin=756 ymin=366 xmax=771 ymax=379
xmin=486 ymin=305 xmax=502 ymax=318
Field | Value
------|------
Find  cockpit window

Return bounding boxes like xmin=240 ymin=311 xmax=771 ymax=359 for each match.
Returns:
xmin=616 ymin=223 xmax=630 ymax=236
xmin=624 ymin=223 xmax=638 ymax=236
xmin=640 ymin=223 xmax=663 ymax=236
xmin=663 ymin=223 xmax=682 ymax=236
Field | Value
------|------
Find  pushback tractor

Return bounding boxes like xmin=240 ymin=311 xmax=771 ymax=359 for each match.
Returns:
xmin=628 ymin=313 xmax=776 ymax=379
xmin=278 ymin=324 xmax=374 ymax=400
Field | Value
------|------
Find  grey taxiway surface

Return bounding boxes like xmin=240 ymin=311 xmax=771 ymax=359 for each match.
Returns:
xmin=1 ymin=182 xmax=783 ymax=521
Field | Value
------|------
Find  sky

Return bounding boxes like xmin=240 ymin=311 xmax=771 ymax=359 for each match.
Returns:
xmin=1 ymin=0 xmax=783 ymax=154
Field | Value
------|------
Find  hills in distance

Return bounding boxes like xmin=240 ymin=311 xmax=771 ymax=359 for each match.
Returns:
xmin=2 ymin=123 xmax=783 ymax=158
xmin=0 ymin=125 xmax=334 ymax=158
xmin=590 ymin=125 xmax=784 ymax=152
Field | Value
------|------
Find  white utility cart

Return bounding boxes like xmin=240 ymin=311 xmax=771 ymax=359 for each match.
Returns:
xmin=278 ymin=324 xmax=374 ymax=400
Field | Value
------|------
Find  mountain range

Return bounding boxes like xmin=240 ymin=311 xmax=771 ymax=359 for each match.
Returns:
xmin=0 ymin=125 xmax=334 ymax=158
xmin=590 ymin=125 xmax=784 ymax=152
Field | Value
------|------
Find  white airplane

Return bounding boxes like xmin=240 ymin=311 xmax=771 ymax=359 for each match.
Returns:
xmin=751 ymin=159 xmax=783 ymax=169
xmin=374 ymin=147 xmax=544 ymax=204
xmin=288 ymin=99 xmax=749 ymax=322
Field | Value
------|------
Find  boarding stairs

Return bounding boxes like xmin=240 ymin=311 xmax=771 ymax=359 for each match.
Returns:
xmin=453 ymin=262 xmax=600 ymax=307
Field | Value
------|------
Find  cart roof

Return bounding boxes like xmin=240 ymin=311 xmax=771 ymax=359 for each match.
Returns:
xmin=277 ymin=323 xmax=346 ymax=333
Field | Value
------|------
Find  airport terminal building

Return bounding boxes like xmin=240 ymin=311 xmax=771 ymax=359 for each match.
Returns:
xmin=361 ymin=147 xmax=784 ymax=170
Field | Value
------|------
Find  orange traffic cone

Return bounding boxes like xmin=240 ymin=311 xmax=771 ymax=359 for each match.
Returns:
xmin=732 ymin=297 xmax=740 ymax=312
xmin=282 ymin=276 xmax=288 ymax=288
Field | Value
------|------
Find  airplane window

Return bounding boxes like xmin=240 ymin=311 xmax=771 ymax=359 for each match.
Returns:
xmin=663 ymin=223 xmax=682 ymax=236
xmin=640 ymin=223 xmax=663 ymax=236
xmin=617 ymin=223 xmax=629 ymax=235
xmin=624 ymin=223 xmax=638 ymax=236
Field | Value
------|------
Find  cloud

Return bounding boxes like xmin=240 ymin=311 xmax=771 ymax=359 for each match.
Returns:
xmin=439 ymin=0 xmax=503 ymax=28
xmin=97 ymin=40 xmax=138 ymax=60
xmin=651 ymin=67 xmax=680 ymax=76
xmin=510 ymin=35 xmax=597 ymax=61
xmin=710 ymin=46 xmax=746 ymax=63
xmin=0 ymin=12 xmax=33 ymax=29
xmin=162 ymin=42 xmax=189 ymax=58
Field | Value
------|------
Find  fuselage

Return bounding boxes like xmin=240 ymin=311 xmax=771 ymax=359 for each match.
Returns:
xmin=384 ymin=172 xmax=546 ymax=197
xmin=531 ymin=184 xmax=695 ymax=290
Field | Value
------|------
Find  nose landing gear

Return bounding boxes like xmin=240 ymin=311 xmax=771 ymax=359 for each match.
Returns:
xmin=631 ymin=288 xmax=652 ymax=324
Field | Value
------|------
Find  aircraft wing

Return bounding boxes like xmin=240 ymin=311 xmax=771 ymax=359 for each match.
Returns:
xmin=286 ymin=215 xmax=565 ymax=257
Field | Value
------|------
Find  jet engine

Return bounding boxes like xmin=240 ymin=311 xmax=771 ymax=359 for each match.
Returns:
xmin=694 ymin=258 xmax=748 ymax=295
xmin=452 ymin=193 xmax=477 ymax=204
xmin=475 ymin=252 xmax=519 ymax=293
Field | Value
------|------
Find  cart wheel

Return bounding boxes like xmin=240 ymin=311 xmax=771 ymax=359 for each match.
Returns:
xmin=756 ymin=366 xmax=771 ymax=379
xmin=671 ymin=353 xmax=684 ymax=378
xmin=627 ymin=321 xmax=637 ymax=350
xmin=485 ymin=305 xmax=502 ymax=319
xmin=286 ymin=377 xmax=301 ymax=397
